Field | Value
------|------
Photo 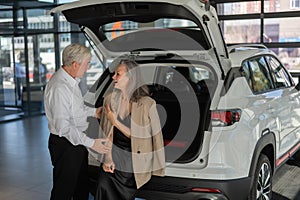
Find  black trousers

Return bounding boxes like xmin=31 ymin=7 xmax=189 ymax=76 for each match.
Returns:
xmin=48 ymin=133 xmax=89 ymax=200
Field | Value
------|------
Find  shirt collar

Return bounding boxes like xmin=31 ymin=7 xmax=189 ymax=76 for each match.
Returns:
xmin=59 ymin=67 xmax=80 ymax=87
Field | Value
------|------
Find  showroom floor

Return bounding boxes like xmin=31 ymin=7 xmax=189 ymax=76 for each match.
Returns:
xmin=0 ymin=115 xmax=299 ymax=200
xmin=0 ymin=115 xmax=52 ymax=199
xmin=0 ymin=114 xmax=99 ymax=200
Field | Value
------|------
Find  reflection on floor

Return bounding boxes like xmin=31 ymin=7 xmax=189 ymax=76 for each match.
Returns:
xmin=0 ymin=108 xmax=23 ymax=122
xmin=0 ymin=115 xmax=299 ymax=200
xmin=272 ymin=159 xmax=300 ymax=200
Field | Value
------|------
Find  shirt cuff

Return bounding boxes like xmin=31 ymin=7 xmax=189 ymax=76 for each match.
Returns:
xmin=85 ymin=137 xmax=95 ymax=148
xmin=90 ymin=107 xmax=97 ymax=117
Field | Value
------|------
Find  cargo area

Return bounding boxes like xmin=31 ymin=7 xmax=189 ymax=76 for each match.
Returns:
xmin=148 ymin=65 xmax=217 ymax=163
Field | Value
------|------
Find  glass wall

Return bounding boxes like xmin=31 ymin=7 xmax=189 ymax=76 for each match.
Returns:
xmin=0 ymin=4 xmax=26 ymax=118
xmin=223 ymin=19 xmax=261 ymax=43
xmin=0 ymin=1 xmax=105 ymax=121
xmin=0 ymin=5 xmax=59 ymax=120
xmin=218 ymin=1 xmax=261 ymax=15
xmin=0 ymin=36 xmax=20 ymax=108
xmin=217 ymin=0 xmax=300 ymax=72
xmin=265 ymin=0 xmax=300 ymax=12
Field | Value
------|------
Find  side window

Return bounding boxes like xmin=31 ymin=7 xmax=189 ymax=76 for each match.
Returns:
xmin=247 ymin=57 xmax=274 ymax=93
xmin=241 ymin=62 xmax=253 ymax=89
xmin=265 ymin=56 xmax=293 ymax=88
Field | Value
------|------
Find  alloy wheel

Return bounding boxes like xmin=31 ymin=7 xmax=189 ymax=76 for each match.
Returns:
xmin=256 ymin=162 xmax=272 ymax=200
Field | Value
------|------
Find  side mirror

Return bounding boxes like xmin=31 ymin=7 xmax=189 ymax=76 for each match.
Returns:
xmin=295 ymin=75 xmax=300 ymax=91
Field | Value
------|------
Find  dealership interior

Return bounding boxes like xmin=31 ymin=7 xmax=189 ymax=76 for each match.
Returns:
xmin=0 ymin=0 xmax=299 ymax=199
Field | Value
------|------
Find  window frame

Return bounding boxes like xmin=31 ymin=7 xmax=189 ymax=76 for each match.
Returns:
xmin=241 ymin=54 xmax=296 ymax=94
xmin=291 ymin=0 xmax=300 ymax=9
xmin=242 ymin=56 xmax=272 ymax=94
xmin=264 ymin=55 xmax=295 ymax=88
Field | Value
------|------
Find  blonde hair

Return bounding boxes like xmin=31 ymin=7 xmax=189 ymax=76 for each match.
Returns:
xmin=118 ymin=59 xmax=149 ymax=102
xmin=62 ymin=43 xmax=91 ymax=66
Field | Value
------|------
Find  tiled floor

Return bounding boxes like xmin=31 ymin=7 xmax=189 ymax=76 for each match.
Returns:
xmin=0 ymin=115 xmax=299 ymax=200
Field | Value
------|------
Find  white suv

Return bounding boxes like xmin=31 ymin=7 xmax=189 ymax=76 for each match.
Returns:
xmin=51 ymin=1 xmax=300 ymax=199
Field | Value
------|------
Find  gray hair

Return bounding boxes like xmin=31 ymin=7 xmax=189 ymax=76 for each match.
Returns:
xmin=62 ymin=43 xmax=91 ymax=66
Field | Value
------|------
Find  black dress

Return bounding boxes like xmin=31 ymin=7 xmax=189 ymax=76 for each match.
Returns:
xmin=95 ymin=115 xmax=137 ymax=200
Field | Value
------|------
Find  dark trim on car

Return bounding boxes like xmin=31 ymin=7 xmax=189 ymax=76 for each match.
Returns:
xmin=248 ymin=132 xmax=276 ymax=182
xmin=275 ymin=142 xmax=300 ymax=168
xmin=221 ymin=67 xmax=242 ymax=95
xmin=88 ymin=164 xmax=251 ymax=200
xmin=135 ymin=175 xmax=251 ymax=200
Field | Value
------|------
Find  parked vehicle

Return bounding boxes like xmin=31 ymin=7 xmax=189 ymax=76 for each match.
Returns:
xmin=51 ymin=1 xmax=300 ymax=199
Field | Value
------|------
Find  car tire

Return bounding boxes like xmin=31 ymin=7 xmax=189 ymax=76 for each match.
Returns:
xmin=248 ymin=154 xmax=272 ymax=200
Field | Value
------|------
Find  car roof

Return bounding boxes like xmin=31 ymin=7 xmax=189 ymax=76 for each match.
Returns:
xmin=228 ymin=44 xmax=276 ymax=67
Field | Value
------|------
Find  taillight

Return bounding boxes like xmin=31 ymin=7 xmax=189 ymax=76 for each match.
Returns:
xmin=164 ymin=140 xmax=187 ymax=148
xmin=199 ymin=0 xmax=209 ymax=3
xmin=211 ymin=109 xmax=241 ymax=127
xmin=191 ymin=187 xmax=221 ymax=193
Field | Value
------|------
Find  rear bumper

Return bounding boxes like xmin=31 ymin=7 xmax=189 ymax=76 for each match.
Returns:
xmin=135 ymin=175 xmax=252 ymax=200
xmin=88 ymin=165 xmax=252 ymax=200
xmin=136 ymin=190 xmax=228 ymax=200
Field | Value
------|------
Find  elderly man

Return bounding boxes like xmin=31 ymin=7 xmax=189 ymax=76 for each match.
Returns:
xmin=44 ymin=43 xmax=110 ymax=200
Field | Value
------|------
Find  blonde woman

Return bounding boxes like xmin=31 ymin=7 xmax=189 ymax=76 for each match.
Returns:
xmin=96 ymin=59 xmax=165 ymax=200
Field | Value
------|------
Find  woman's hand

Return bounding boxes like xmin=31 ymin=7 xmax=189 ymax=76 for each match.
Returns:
xmin=95 ymin=107 xmax=102 ymax=119
xmin=102 ymin=162 xmax=115 ymax=173
xmin=105 ymin=104 xmax=117 ymax=126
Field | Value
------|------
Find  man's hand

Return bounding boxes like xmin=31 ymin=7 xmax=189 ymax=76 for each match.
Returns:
xmin=91 ymin=138 xmax=111 ymax=154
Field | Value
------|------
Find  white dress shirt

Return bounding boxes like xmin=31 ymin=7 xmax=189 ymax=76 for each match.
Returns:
xmin=44 ymin=67 xmax=96 ymax=148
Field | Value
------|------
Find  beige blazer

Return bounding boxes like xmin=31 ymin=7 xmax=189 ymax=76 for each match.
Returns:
xmin=99 ymin=92 xmax=165 ymax=189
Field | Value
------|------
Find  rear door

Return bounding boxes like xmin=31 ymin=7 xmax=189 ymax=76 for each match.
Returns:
xmin=244 ymin=56 xmax=279 ymax=137
xmin=265 ymin=55 xmax=300 ymax=158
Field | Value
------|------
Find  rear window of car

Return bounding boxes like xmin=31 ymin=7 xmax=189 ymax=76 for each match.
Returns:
xmin=62 ymin=2 xmax=211 ymax=52
xmin=103 ymin=19 xmax=198 ymax=41
xmin=99 ymin=19 xmax=209 ymax=52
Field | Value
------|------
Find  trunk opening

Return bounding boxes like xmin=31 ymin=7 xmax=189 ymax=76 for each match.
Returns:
xmin=149 ymin=66 xmax=216 ymax=163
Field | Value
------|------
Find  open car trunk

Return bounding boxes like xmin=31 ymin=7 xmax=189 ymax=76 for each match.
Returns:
xmin=150 ymin=67 xmax=216 ymax=163
xmin=87 ymin=60 xmax=217 ymax=196
xmin=51 ymin=0 xmax=229 ymax=76
xmin=92 ymin=60 xmax=217 ymax=164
